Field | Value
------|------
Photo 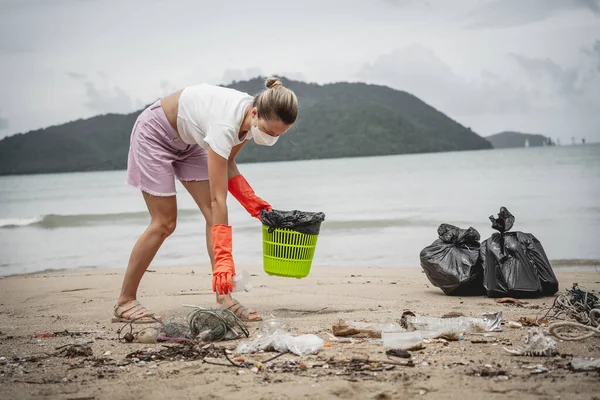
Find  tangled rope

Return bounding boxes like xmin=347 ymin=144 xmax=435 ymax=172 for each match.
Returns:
xmin=185 ymin=305 xmax=249 ymax=342
xmin=538 ymin=283 xmax=600 ymax=341
xmin=539 ymin=283 xmax=600 ymax=326
xmin=548 ymin=319 xmax=600 ymax=341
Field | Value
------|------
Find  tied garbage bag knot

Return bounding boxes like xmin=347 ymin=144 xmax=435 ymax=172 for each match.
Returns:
xmin=260 ymin=209 xmax=326 ymax=235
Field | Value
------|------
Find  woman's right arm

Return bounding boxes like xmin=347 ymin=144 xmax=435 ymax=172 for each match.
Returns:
xmin=207 ymin=145 xmax=235 ymax=294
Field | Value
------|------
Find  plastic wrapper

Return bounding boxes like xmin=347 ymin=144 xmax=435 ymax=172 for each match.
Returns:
xmin=235 ymin=329 xmax=324 ymax=356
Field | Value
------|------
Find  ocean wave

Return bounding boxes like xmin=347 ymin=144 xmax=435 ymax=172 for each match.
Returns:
xmin=0 ymin=212 xmax=451 ymax=231
xmin=0 ymin=209 xmax=202 ymax=229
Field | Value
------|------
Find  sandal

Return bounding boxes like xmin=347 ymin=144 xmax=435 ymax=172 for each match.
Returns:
xmin=218 ymin=299 xmax=262 ymax=322
xmin=112 ymin=300 xmax=162 ymax=324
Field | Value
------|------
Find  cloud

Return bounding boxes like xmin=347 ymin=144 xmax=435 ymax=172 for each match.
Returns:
xmin=66 ymin=71 xmax=87 ymax=80
xmin=509 ymin=54 xmax=584 ymax=98
xmin=463 ymin=0 xmax=600 ymax=28
xmin=83 ymin=80 xmax=134 ymax=114
xmin=356 ymin=44 xmax=532 ymax=116
xmin=220 ymin=67 xmax=263 ymax=85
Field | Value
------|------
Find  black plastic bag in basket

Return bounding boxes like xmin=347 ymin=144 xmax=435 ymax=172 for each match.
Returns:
xmin=419 ymin=223 xmax=485 ymax=296
xmin=260 ymin=209 xmax=326 ymax=235
xmin=481 ymin=207 xmax=559 ymax=298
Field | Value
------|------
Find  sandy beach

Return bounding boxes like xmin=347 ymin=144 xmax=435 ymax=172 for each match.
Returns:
xmin=0 ymin=264 xmax=599 ymax=400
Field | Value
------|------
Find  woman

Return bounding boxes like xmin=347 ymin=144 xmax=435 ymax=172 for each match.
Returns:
xmin=113 ymin=77 xmax=298 ymax=324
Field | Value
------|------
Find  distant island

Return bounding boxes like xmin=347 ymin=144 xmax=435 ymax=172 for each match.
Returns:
xmin=485 ymin=131 xmax=554 ymax=149
xmin=0 ymin=77 xmax=493 ymax=176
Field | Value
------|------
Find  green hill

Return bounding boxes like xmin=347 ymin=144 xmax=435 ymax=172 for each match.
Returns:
xmin=0 ymin=77 xmax=492 ymax=175
xmin=486 ymin=131 xmax=553 ymax=149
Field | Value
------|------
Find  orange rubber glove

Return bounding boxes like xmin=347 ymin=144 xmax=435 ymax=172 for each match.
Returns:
xmin=211 ymin=224 xmax=235 ymax=295
xmin=228 ymin=174 xmax=272 ymax=220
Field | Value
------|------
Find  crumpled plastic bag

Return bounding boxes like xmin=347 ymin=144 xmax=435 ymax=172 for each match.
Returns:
xmin=260 ymin=209 xmax=326 ymax=235
xmin=235 ymin=329 xmax=324 ymax=356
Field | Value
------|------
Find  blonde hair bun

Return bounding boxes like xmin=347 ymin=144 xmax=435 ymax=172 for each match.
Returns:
xmin=265 ymin=77 xmax=282 ymax=89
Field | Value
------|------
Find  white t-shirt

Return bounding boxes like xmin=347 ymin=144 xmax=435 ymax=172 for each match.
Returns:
xmin=176 ymin=84 xmax=254 ymax=159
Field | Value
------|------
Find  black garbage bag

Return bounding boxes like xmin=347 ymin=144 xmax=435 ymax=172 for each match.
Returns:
xmin=481 ymin=207 xmax=559 ymax=298
xmin=260 ymin=209 xmax=326 ymax=235
xmin=419 ymin=223 xmax=485 ymax=296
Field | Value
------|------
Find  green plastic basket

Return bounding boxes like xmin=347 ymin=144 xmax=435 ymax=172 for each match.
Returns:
xmin=262 ymin=224 xmax=320 ymax=278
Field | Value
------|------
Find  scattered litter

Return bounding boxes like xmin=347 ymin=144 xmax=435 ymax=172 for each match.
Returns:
xmin=518 ymin=316 xmax=543 ymax=327
xmin=103 ymin=351 xmax=112 ymax=356
xmin=236 ymin=329 xmax=324 ymax=356
xmin=570 ymin=358 xmax=600 ymax=371
xmin=468 ymin=364 xmax=507 ymax=377
xmin=385 ymin=349 xmax=411 ymax=359
xmin=522 ymin=364 xmax=549 ymax=374
xmin=136 ymin=328 xmax=159 ymax=344
xmin=54 ymin=343 xmax=93 ymax=358
xmin=260 ymin=318 xmax=289 ymax=335
xmin=507 ymin=321 xmax=523 ymax=329
xmin=332 ymin=320 xmax=403 ymax=338
xmin=495 ymin=298 xmax=525 ymax=306
xmin=503 ymin=328 xmax=557 ymax=357
xmin=442 ymin=311 xmax=465 ymax=318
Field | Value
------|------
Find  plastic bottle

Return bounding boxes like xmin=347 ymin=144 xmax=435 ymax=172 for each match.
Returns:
xmin=405 ymin=312 xmax=502 ymax=334
xmin=232 ymin=270 xmax=253 ymax=292
xmin=382 ymin=331 xmax=424 ymax=350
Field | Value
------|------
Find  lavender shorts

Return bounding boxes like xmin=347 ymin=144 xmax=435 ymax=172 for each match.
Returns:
xmin=126 ymin=101 xmax=208 ymax=196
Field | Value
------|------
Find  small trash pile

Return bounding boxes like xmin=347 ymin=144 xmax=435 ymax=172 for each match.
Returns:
xmin=420 ymin=207 xmax=559 ymax=298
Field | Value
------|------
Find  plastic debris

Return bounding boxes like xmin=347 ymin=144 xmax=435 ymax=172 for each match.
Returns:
xmin=403 ymin=312 xmax=502 ymax=336
xmin=570 ymin=358 xmax=600 ymax=371
xmin=503 ymin=328 xmax=557 ymax=357
xmin=332 ymin=320 xmax=404 ymax=338
xmin=236 ymin=329 xmax=324 ymax=356
xmin=382 ymin=331 xmax=424 ymax=350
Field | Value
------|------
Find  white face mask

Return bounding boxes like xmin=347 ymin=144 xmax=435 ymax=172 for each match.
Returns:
xmin=251 ymin=118 xmax=279 ymax=146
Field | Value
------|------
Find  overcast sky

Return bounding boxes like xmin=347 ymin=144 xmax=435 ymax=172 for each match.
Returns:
xmin=1 ymin=0 xmax=599 ymax=143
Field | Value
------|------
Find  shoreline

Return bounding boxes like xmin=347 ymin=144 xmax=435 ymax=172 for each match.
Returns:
xmin=1 ymin=259 xmax=599 ymax=279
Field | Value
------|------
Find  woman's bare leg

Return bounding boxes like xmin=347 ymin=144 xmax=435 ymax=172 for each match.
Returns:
xmin=118 ymin=192 xmax=177 ymax=306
